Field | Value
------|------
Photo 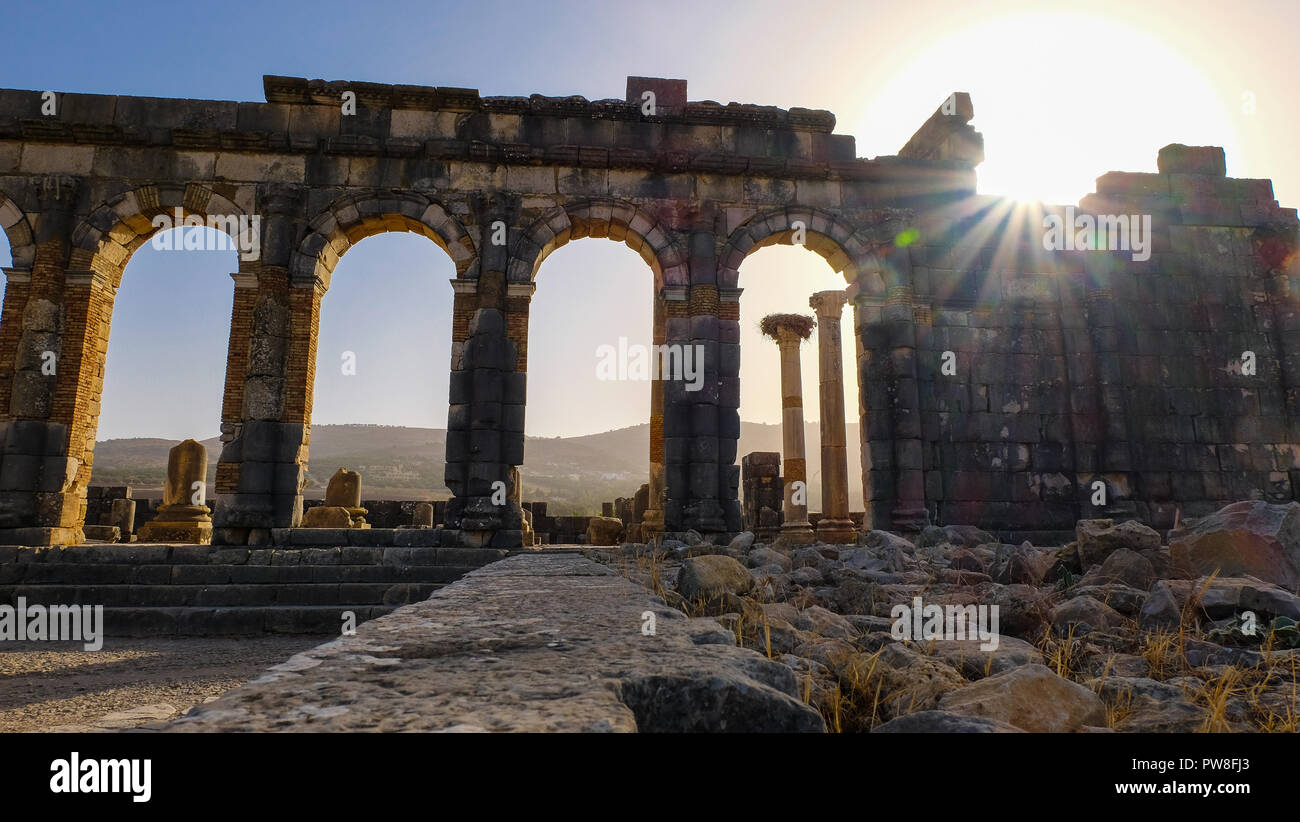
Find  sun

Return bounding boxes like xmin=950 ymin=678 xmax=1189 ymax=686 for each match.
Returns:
xmin=857 ymin=12 xmax=1240 ymax=205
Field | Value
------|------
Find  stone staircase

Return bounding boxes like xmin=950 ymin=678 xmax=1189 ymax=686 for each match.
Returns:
xmin=0 ymin=542 xmax=508 ymax=636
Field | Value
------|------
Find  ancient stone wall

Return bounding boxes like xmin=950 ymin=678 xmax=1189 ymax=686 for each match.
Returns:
xmin=0 ymin=77 xmax=1293 ymax=548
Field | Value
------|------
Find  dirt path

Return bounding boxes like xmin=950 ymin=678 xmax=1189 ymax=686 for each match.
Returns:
xmin=0 ymin=636 xmax=329 ymax=732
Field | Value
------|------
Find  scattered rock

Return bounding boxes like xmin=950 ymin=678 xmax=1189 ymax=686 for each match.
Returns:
xmin=938 ymin=664 xmax=1106 ymax=732
xmin=1081 ymin=547 xmax=1155 ymax=590
xmin=1169 ymin=501 xmax=1300 ymax=588
xmin=586 ymin=516 xmax=625 ymax=546
xmin=727 ymin=531 xmax=756 ymax=554
xmin=746 ymin=546 xmax=792 ymax=573
xmin=872 ymin=710 xmax=1024 ymax=733
xmin=1052 ymin=596 xmax=1127 ymax=635
xmin=842 ymin=644 xmax=967 ymax=719
xmin=676 ymin=555 xmax=754 ymax=604
xmin=918 ymin=635 xmax=1043 ymax=678
xmin=1076 ymin=519 xmax=1161 ymax=570
xmin=918 ymin=524 xmax=995 ymax=549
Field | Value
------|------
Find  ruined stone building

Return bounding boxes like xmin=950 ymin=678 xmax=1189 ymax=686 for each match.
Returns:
xmin=0 ymin=76 xmax=1295 ymax=548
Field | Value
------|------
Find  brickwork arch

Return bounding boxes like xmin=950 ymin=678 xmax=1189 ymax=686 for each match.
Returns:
xmin=718 ymin=207 xmax=882 ymax=293
xmin=507 ymin=199 xmax=689 ymax=289
xmin=291 ymin=192 xmax=475 ymax=290
xmin=69 ymin=183 xmax=247 ymax=286
xmin=0 ymin=190 xmax=36 ymax=269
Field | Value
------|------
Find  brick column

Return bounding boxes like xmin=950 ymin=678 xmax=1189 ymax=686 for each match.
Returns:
xmin=762 ymin=314 xmax=815 ymax=545
xmin=212 ymin=186 xmax=306 ymax=543
xmin=810 ymin=289 xmax=856 ymax=543
xmin=0 ymin=176 xmax=88 ymax=545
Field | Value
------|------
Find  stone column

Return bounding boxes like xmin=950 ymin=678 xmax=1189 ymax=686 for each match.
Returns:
xmin=810 ymin=290 xmax=857 ymax=543
xmin=642 ymin=289 xmax=667 ymax=536
xmin=762 ymin=314 xmax=815 ymax=545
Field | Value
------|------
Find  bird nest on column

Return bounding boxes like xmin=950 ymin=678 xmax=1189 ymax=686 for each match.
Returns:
xmin=759 ymin=313 xmax=816 ymax=341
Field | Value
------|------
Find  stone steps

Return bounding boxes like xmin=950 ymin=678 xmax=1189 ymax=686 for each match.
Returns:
xmin=0 ymin=543 xmax=508 ymax=635
xmin=2 ymin=581 xmax=446 ymax=607
xmin=94 ymin=605 xmax=399 ymax=636
xmin=0 ymin=562 xmax=477 ymax=585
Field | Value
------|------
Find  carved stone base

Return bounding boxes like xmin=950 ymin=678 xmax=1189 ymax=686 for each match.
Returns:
xmin=776 ymin=521 xmax=816 ymax=546
xmin=815 ymin=518 xmax=858 ymax=545
xmin=137 ymin=519 xmax=212 ymax=545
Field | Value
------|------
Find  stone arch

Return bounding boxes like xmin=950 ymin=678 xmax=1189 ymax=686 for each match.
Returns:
xmin=718 ymin=207 xmax=884 ymax=294
xmin=69 ymin=183 xmax=247 ymax=286
xmin=507 ymin=199 xmax=689 ymax=289
xmin=291 ymin=192 xmax=475 ymax=289
xmin=0 ymin=190 xmax=36 ymax=269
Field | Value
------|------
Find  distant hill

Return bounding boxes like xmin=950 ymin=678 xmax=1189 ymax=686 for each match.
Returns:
xmin=91 ymin=422 xmax=864 ymax=515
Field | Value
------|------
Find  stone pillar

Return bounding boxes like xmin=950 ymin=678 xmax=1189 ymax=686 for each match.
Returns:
xmin=137 ymin=439 xmax=213 ymax=544
xmin=442 ymin=245 xmax=527 ymax=549
xmin=883 ymin=284 xmax=929 ymax=531
xmin=213 ymin=186 xmax=309 ymax=544
xmin=762 ymin=314 xmax=815 ymax=545
xmin=412 ymin=502 xmax=434 ymax=528
xmin=642 ymin=289 xmax=667 ymax=536
xmin=809 ymin=290 xmax=857 ymax=543
xmin=0 ymin=175 xmax=88 ymax=546
xmin=660 ymin=285 xmax=691 ymax=532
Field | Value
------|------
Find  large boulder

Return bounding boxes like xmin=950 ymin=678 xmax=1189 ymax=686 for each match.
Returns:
xmin=1169 ymin=501 xmax=1300 ymax=588
xmin=1076 ymin=519 xmax=1160 ymax=570
xmin=586 ymin=516 xmax=625 ymax=546
xmin=675 ymin=555 xmax=754 ymax=602
xmin=938 ymin=664 xmax=1106 ymax=732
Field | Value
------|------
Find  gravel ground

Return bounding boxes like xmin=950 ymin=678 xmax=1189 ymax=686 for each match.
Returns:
xmin=0 ymin=636 xmax=329 ymax=732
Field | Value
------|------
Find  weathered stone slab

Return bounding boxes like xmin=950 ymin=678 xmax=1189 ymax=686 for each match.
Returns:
xmin=167 ymin=554 xmax=824 ymax=732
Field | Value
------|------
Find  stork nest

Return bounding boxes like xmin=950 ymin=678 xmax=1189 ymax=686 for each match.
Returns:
xmin=760 ymin=313 xmax=816 ymax=341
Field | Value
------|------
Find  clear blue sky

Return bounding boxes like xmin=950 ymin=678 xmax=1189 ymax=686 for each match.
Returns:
xmin=0 ymin=0 xmax=1294 ymax=442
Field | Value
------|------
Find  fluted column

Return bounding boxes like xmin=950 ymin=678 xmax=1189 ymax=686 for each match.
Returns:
xmin=810 ymin=290 xmax=856 ymax=543
xmin=762 ymin=314 xmax=815 ymax=545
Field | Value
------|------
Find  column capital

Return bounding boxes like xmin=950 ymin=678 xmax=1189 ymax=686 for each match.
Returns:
xmin=809 ymin=289 xmax=848 ymax=318
xmin=450 ymin=278 xmax=479 ymax=295
xmin=231 ymin=272 xmax=258 ymax=289
xmin=3 ymin=267 xmax=32 ymax=283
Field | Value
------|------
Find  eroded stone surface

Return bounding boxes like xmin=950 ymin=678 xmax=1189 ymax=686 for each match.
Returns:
xmin=167 ymin=553 xmax=824 ymax=733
